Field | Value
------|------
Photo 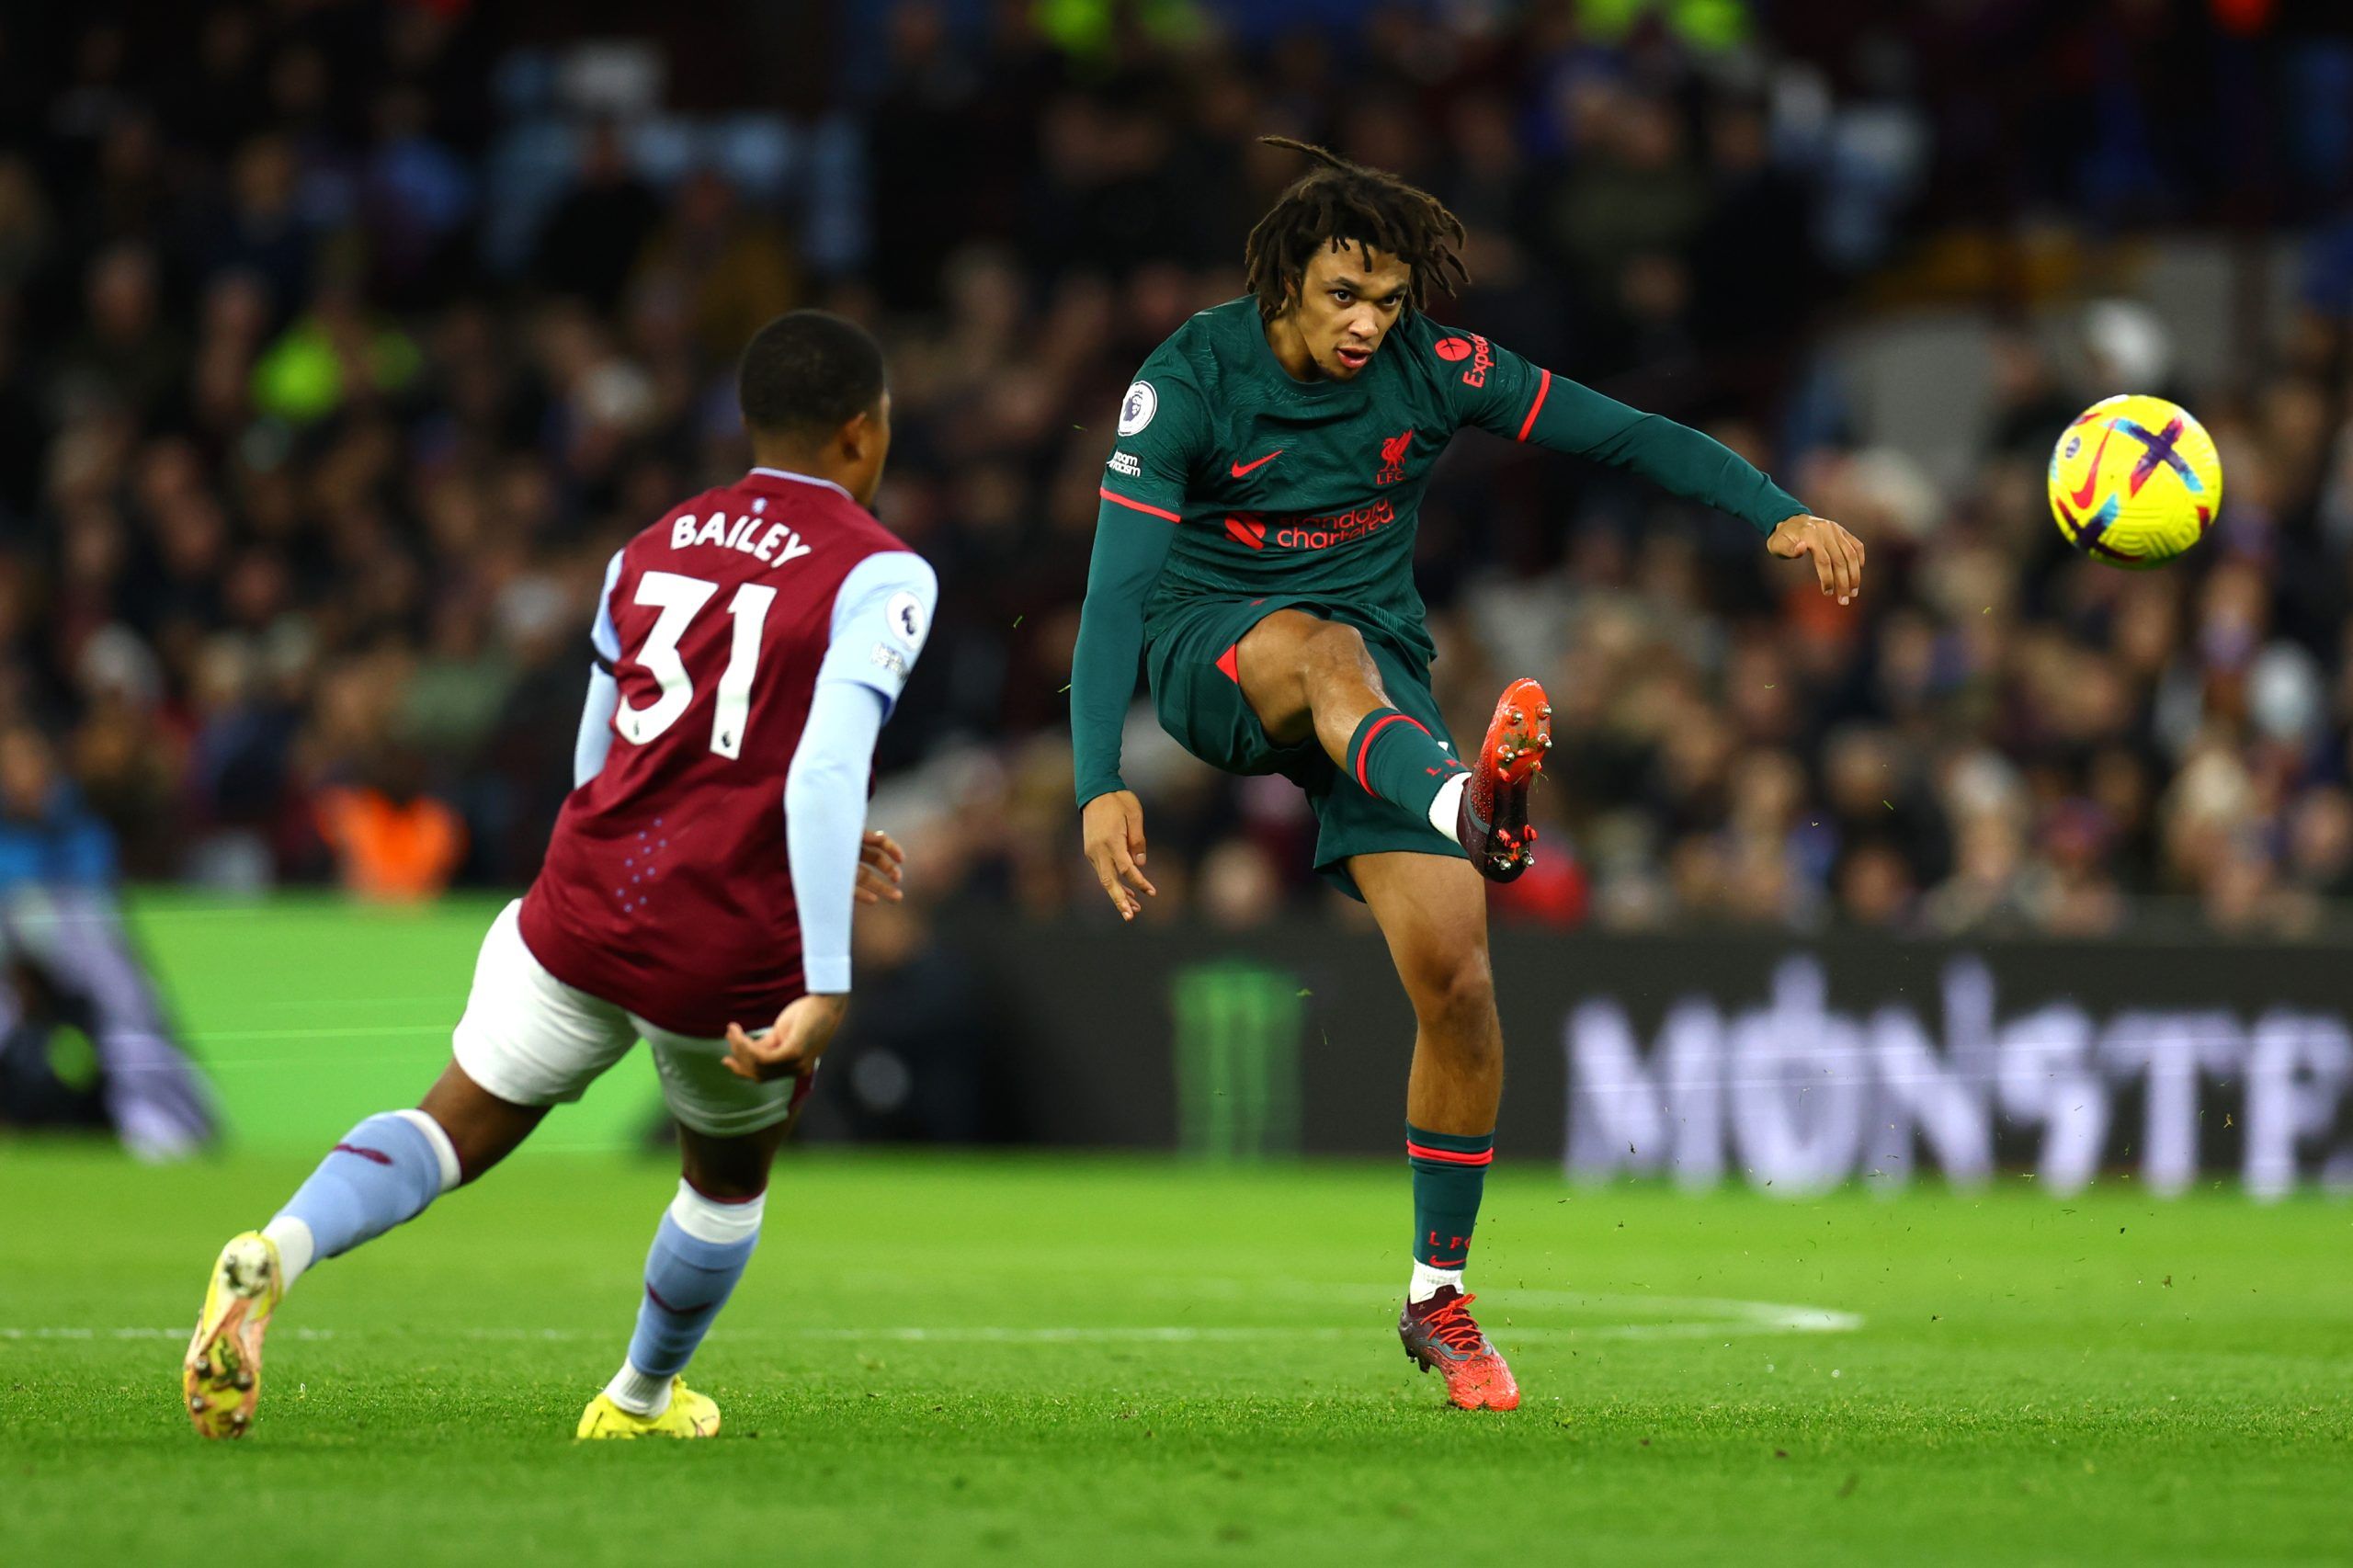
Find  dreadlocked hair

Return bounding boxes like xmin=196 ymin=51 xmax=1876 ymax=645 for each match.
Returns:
xmin=1243 ymin=137 xmax=1470 ymax=322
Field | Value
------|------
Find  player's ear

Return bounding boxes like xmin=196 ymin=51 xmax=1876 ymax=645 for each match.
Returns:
xmin=842 ymin=393 xmax=892 ymax=460
xmin=835 ymin=408 xmax=874 ymax=460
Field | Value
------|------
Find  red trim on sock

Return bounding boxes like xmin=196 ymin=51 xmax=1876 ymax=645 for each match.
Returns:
xmin=1353 ymin=711 xmax=1430 ymax=795
xmin=1406 ymin=1141 xmax=1495 ymax=1166
xmin=1516 ymin=369 xmax=1552 ymax=442
xmin=1099 ymin=487 xmax=1180 ymax=522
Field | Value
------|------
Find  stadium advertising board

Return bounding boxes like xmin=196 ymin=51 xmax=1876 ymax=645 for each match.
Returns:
xmin=966 ymin=925 xmax=2353 ymax=1194
xmin=1559 ymin=949 xmax=2350 ymax=1199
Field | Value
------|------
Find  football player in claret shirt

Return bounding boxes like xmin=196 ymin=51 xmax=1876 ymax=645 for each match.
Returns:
xmin=182 ymin=312 xmax=938 ymax=1440
xmin=1071 ymin=141 xmax=1866 ymax=1410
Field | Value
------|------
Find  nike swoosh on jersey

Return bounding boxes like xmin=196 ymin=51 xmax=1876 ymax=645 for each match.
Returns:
xmin=1230 ymin=450 xmax=1283 ymax=478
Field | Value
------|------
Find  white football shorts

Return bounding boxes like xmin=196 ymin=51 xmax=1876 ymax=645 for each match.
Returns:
xmin=451 ymin=899 xmax=800 ymax=1138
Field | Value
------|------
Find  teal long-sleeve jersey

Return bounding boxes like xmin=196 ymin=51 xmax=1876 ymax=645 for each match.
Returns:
xmin=1070 ymin=298 xmax=1806 ymax=806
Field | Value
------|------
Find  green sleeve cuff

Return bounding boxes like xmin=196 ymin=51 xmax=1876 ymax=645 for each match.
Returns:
xmin=1750 ymin=484 xmax=1808 ymax=538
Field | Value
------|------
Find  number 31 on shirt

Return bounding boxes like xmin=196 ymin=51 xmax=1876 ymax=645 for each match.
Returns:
xmin=615 ymin=571 xmax=775 ymax=759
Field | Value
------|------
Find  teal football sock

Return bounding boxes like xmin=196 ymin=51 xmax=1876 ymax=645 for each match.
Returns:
xmin=1347 ymin=709 xmax=1462 ymax=820
xmin=1407 ymin=1123 xmax=1495 ymax=1269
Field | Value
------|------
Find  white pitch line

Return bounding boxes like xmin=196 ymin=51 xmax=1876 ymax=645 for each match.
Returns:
xmin=2 ymin=1300 xmax=1861 ymax=1346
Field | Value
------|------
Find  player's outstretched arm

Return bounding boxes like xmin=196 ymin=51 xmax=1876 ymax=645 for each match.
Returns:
xmin=1766 ymin=513 xmax=1867 ymax=604
xmin=1460 ymin=342 xmax=1862 ymax=598
xmin=1538 ymin=380 xmax=1809 ymax=539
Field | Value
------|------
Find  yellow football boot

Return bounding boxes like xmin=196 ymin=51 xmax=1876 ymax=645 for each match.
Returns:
xmin=182 ymin=1231 xmax=282 ymax=1439
xmin=576 ymin=1378 xmax=721 ymax=1439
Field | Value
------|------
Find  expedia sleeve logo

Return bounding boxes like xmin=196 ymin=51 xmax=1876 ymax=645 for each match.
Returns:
xmin=1118 ymin=382 xmax=1157 ymax=437
xmin=1429 ymin=333 xmax=1493 ymax=388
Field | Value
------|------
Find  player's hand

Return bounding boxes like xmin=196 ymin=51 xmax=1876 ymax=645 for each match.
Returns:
xmin=855 ymin=827 xmax=905 ymax=904
xmin=1767 ymin=514 xmax=1867 ymax=605
xmin=1081 ymin=790 xmax=1156 ymax=922
xmin=723 ymin=993 xmax=847 ymax=1083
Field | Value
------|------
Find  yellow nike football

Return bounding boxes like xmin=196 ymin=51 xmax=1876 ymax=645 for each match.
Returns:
xmin=2047 ymin=393 xmax=2222 ymax=569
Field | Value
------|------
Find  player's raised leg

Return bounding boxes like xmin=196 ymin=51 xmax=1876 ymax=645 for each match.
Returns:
xmin=1351 ymin=850 xmax=1519 ymax=1411
xmin=1235 ymin=610 xmax=1551 ymax=881
xmin=578 ymin=1116 xmax=789 ymax=1439
xmin=182 ymin=1064 xmax=542 ymax=1438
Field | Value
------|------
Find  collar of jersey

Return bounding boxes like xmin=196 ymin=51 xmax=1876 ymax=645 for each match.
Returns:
xmin=746 ymin=466 xmax=853 ymax=501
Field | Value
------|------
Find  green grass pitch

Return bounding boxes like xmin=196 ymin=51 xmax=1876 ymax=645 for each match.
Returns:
xmin=3 ymin=1146 xmax=2347 ymax=1565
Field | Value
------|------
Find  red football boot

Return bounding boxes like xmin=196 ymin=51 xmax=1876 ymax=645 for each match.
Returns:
xmin=1399 ymin=1286 xmax=1521 ymax=1411
xmin=1455 ymin=677 xmax=1551 ymax=882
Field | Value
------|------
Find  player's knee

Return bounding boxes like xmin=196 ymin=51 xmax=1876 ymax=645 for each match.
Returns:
xmin=1301 ymin=619 xmax=1373 ymax=684
xmin=430 ymin=1115 xmax=512 ymax=1187
xmin=416 ymin=1063 xmax=543 ymax=1185
xmin=1407 ymin=946 xmax=1498 ymax=1045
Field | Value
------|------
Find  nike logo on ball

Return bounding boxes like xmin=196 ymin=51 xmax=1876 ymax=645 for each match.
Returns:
xmin=2069 ymin=425 xmax=2119 ymax=508
xmin=1231 ymin=450 xmax=1283 ymax=478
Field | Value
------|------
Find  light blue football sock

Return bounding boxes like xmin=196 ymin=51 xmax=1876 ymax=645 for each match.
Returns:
xmin=619 ymin=1184 xmax=764 ymax=1396
xmin=268 ymin=1109 xmax=459 ymax=1278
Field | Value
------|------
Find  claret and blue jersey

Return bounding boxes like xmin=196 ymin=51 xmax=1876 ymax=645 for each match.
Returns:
xmin=524 ymin=466 xmax=936 ymax=1038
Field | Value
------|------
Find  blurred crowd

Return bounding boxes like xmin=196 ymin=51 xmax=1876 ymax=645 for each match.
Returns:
xmin=3 ymin=0 xmax=2353 ymax=937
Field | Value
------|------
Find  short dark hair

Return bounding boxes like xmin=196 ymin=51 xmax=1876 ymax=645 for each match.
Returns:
xmin=737 ymin=310 xmax=887 ymax=439
xmin=1244 ymin=138 xmax=1469 ymax=320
